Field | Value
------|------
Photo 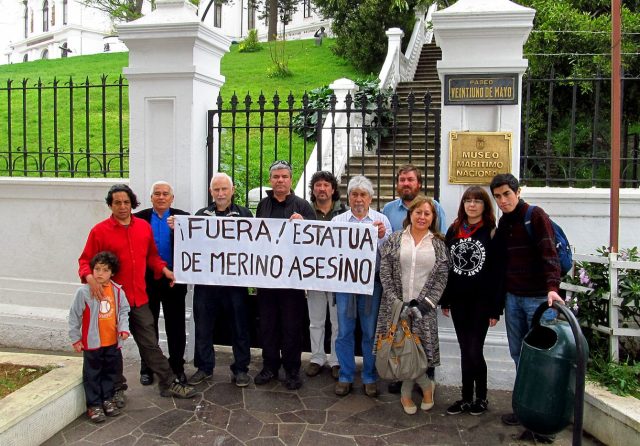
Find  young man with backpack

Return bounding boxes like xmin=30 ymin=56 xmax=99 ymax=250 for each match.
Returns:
xmin=490 ymin=173 xmax=565 ymax=433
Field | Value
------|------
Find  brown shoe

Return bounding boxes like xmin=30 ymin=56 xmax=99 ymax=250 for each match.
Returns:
xmin=364 ymin=382 xmax=378 ymax=397
xmin=331 ymin=365 xmax=340 ymax=380
xmin=306 ymin=362 xmax=322 ymax=377
xmin=335 ymin=381 xmax=352 ymax=396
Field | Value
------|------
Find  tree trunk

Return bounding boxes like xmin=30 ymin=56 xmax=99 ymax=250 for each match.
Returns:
xmin=267 ymin=0 xmax=278 ymax=41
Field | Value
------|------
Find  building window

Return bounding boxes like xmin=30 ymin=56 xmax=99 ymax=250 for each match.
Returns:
xmin=303 ymin=0 xmax=311 ymax=18
xmin=213 ymin=2 xmax=222 ymax=28
xmin=30 ymin=8 xmax=34 ymax=33
xmin=63 ymin=0 xmax=68 ymax=24
xmin=60 ymin=42 xmax=70 ymax=57
xmin=42 ymin=0 xmax=49 ymax=32
xmin=41 ymin=48 xmax=49 ymax=59
xmin=23 ymin=54 xmax=29 ymax=62
xmin=24 ymin=3 xmax=28 ymax=38
xmin=247 ymin=3 xmax=255 ymax=30
xmin=51 ymin=3 xmax=55 ymax=26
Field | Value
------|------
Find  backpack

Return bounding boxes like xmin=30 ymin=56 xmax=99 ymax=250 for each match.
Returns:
xmin=524 ymin=205 xmax=573 ymax=276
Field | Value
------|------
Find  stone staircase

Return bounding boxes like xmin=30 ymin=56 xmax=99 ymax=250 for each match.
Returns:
xmin=340 ymin=42 xmax=442 ymax=207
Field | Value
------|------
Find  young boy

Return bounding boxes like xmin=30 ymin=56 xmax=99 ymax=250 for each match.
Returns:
xmin=69 ymin=251 xmax=131 ymax=423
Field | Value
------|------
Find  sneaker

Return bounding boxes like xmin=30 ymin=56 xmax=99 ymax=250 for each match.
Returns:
xmin=254 ymin=368 xmax=276 ymax=385
xmin=103 ymin=399 xmax=121 ymax=417
xmin=306 ymin=362 xmax=322 ymax=377
xmin=113 ymin=389 xmax=126 ymax=409
xmin=87 ymin=406 xmax=106 ymax=423
xmin=139 ymin=373 xmax=154 ymax=386
xmin=177 ymin=372 xmax=188 ymax=384
xmin=160 ymin=380 xmax=198 ymax=399
xmin=447 ymin=399 xmax=472 ymax=415
xmin=187 ymin=369 xmax=212 ymax=385
xmin=501 ymin=412 xmax=521 ymax=426
xmin=284 ymin=371 xmax=302 ymax=390
xmin=387 ymin=381 xmax=402 ymax=394
xmin=331 ymin=365 xmax=340 ymax=380
xmin=364 ymin=382 xmax=378 ymax=397
xmin=334 ymin=381 xmax=352 ymax=396
xmin=232 ymin=371 xmax=251 ymax=387
xmin=469 ymin=399 xmax=488 ymax=416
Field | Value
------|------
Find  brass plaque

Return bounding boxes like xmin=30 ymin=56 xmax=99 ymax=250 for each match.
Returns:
xmin=449 ymin=132 xmax=512 ymax=185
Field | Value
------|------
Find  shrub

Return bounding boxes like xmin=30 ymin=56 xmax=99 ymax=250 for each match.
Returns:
xmin=291 ymin=76 xmax=394 ymax=149
xmin=238 ymin=29 xmax=262 ymax=53
xmin=566 ymin=246 xmax=640 ymax=397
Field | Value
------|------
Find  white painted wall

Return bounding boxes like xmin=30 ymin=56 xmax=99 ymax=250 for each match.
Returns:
xmin=1 ymin=176 xmax=639 ymax=385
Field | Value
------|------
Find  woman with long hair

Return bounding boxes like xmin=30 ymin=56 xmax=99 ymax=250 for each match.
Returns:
xmin=376 ymin=195 xmax=449 ymax=415
xmin=441 ymin=186 xmax=501 ymax=416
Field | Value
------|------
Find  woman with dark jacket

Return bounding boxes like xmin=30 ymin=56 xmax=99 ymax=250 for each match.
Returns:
xmin=440 ymin=186 xmax=501 ymax=416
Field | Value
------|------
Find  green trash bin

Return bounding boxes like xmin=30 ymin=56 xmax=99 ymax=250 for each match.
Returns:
xmin=513 ymin=303 xmax=589 ymax=436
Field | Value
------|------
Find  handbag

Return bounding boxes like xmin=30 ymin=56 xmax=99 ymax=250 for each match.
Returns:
xmin=375 ymin=299 xmax=428 ymax=381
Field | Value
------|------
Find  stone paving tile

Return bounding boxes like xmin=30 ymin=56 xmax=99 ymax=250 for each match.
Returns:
xmin=48 ymin=352 xmax=604 ymax=446
xmin=298 ymin=428 xmax=358 ymax=445
xmin=138 ymin=409 xmax=194 ymax=438
xmin=226 ymin=408 xmax=265 ymax=442
xmin=103 ymin=434 xmax=137 ymax=446
xmin=245 ymin=388 xmax=304 ymax=413
xmin=278 ymin=422 xmax=306 ymax=446
xmin=169 ymin=420 xmax=241 ymax=445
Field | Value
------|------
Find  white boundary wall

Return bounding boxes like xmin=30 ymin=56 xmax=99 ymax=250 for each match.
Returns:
xmin=1 ymin=176 xmax=639 ymax=388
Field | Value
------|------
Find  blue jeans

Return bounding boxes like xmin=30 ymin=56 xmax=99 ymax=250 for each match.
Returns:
xmin=504 ymin=292 xmax=556 ymax=368
xmin=193 ymin=285 xmax=251 ymax=375
xmin=335 ymin=280 xmax=382 ymax=384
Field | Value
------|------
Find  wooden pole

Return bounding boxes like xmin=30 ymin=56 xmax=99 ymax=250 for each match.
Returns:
xmin=610 ymin=0 xmax=621 ymax=253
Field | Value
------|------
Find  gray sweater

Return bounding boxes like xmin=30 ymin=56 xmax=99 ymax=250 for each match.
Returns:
xmin=68 ymin=282 xmax=130 ymax=350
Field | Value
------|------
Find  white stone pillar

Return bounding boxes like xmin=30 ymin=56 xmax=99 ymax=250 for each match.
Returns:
xmin=117 ymin=0 xmax=231 ymax=211
xmin=431 ymin=0 xmax=535 ymax=390
xmin=386 ymin=28 xmax=405 ymax=83
xmin=432 ymin=0 xmax=535 ymax=221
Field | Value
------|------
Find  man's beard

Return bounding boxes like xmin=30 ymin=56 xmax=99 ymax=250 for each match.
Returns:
xmin=399 ymin=189 xmax=417 ymax=201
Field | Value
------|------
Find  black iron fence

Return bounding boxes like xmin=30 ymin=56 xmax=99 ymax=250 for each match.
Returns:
xmin=521 ymin=71 xmax=640 ymax=188
xmin=207 ymin=90 xmax=441 ymax=210
xmin=0 ymin=76 xmax=129 ymax=177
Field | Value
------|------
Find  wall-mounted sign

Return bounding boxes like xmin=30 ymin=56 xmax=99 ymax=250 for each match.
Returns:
xmin=444 ymin=74 xmax=518 ymax=105
xmin=449 ymin=132 xmax=512 ymax=185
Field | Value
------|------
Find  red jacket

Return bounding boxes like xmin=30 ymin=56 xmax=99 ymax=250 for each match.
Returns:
xmin=78 ymin=215 xmax=167 ymax=307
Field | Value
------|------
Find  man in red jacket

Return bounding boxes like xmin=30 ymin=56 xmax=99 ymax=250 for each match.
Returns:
xmin=79 ymin=184 xmax=196 ymax=402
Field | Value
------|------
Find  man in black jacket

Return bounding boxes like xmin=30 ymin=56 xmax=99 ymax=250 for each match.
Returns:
xmin=134 ymin=181 xmax=189 ymax=385
xmin=254 ymin=160 xmax=315 ymax=390
xmin=187 ymin=173 xmax=254 ymax=388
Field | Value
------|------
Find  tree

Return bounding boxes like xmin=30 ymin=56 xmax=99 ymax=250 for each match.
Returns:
xmin=313 ymin=0 xmax=423 ymax=73
xmin=80 ymin=0 xmax=146 ymax=22
xmin=249 ymin=0 xmax=300 ymax=41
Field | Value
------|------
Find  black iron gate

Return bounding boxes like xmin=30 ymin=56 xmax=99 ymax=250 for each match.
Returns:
xmin=206 ymin=90 xmax=441 ymax=210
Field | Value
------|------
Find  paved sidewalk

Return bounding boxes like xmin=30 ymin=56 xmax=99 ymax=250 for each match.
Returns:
xmin=44 ymin=350 xmax=603 ymax=445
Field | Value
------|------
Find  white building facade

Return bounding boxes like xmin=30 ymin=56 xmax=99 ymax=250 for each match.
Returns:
xmin=1 ymin=0 xmax=327 ymax=65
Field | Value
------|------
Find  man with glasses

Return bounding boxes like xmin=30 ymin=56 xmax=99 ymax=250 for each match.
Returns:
xmin=305 ymin=171 xmax=346 ymax=380
xmin=134 ymin=181 xmax=189 ymax=385
xmin=254 ymin=160 xmax=316 ymax=390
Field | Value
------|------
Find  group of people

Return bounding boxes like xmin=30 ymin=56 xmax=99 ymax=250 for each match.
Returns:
xmin=69 ymin=160 xmax=563 ymax=441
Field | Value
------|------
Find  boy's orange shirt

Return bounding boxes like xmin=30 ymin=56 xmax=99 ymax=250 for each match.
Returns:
xmin=98 ymin=284 xmax=118 ymax=347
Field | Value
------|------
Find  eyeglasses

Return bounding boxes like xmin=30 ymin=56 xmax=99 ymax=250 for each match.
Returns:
xmin=463 ymin=199 xmax=484 ymax=205
xmin=269 ymin=159 xmax=292 ymax=169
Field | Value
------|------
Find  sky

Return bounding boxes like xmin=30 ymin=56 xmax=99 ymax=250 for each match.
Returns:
xmin=0 ymin=0 xmax=23 ymax=58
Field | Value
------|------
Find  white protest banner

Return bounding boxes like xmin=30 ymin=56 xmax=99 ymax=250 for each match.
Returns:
xmin=173 ymin=215 xmax=377 ymax=294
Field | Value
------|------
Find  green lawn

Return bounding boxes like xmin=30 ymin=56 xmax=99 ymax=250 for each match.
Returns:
xmin=0 ymin=39 xmax=366 ymax=190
